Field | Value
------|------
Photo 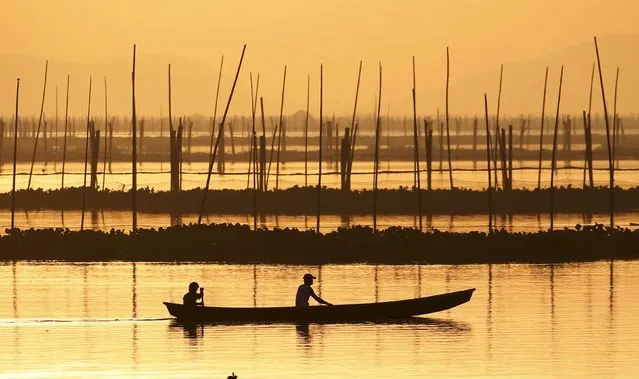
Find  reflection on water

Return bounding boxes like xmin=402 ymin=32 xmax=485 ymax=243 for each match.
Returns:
xmin=2 ymin=160 xmax=639 ymax=192
xmin=1 ymin=262 xmax=638 ymax=378
xmin=2 ymin=209 xmax=639 ymax=234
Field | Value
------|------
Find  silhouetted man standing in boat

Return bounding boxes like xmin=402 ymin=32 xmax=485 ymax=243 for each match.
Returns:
xmin=296 ymin=273 xmax=332 ymax=307
xmin=183 ymin=282 xmax=204 ymax=307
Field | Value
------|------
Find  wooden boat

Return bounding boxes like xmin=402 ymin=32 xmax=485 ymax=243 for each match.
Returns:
xmin=163 ymin=288 xmax=475 ymax=323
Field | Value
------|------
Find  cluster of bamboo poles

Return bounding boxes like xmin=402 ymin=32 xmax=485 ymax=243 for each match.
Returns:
xmin=5 ymin=37 xmax=623 ymax=234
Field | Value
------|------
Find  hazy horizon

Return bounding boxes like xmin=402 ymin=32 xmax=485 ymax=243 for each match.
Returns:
xmin=2 ymin=0 xmax=639 ymax=118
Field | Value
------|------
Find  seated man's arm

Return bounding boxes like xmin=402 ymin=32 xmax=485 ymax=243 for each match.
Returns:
xmin=310 ymin=287 xmax=332 ymax=306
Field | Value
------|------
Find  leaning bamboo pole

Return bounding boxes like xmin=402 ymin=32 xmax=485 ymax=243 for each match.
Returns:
xmin=275 ymin=66 xmax=287 ymax=190
xmin=247 ymin=73 xmax=259 ymax=188
xmin=411 ymin=56 xmax=422 ymax=231
xmin=11 ymin=79 xmax=20 ymax=229
xmin=594 ymin=37 xmax=615 ymax=229
xmin=27 ymin=60 xmax=48 ymax=189
xmin=549 ymin=66 xmax=564 ymax=231
xmin=304 ymin=75 xmax=310 ymax=187
xmin=536 ymin=67 xmax=549 ymax=189
xmin=316 ymin=65 xmax=323 ymax=234
xmin=209 ymin=56 xmax=224 ymax=158
xmin=346 ymin=61 xmax=362 ymax=191
xmin=61 ymin=75 xmax=70 ymax=188
xmin=493 ymin=64 xmax=503 ymax=189
xmin=131 ymin=45 xmax=138 ymax=232
xmin=583 ymin=62 xmax=596 ymax=187
xmin=102 ymin=76 xmax=108 ymax=189
xmin=198 ymin=44 xmax=246 ymax=224
xmin=373 ymin=62 xmax=382 ymax=232
xmin=484 ymin=94 xmax=492 ymax=232
xmin=80 ymin=77 xmax=93 ymax=230
xmin=612 ymin=67 xmax=619 ymax=168
xmin=444 ymin=48 xmax=453 ymax=189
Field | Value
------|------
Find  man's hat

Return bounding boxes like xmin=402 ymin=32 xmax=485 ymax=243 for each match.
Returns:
xmin=303 ymin=273 xmax=316 ymax=281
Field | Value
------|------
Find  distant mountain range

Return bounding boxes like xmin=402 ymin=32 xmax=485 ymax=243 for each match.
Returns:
xmin=1 ymin=34 xmax=637 ymax=117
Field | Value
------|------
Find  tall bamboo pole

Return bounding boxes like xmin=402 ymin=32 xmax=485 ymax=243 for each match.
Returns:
xmin=346 ymin=61 xmax=362 ymax=191
xmin=373 ymin=62 xmax=382 ymax=232
xmin=11 ymin=79 xmax=20 ymax=229
xmin=583 ymin=62 xmax=596 ymax=187
xmin=198 ymin=44 xmax=246 ymax=224
xmin=612 ymin=67 xmax=619 ymax=166
xmin=247 ymin=73 xmax=259 ymax=188
xmin=27 ymin=60 xmax=48 ymax=189
xmin=484 ymin=94 xmax=492 ymax=232
xmin=445 ymin=48 xmax=453 ymax=189
xmin=61 ymin=75 xmax=70 ymax=188
xmin=131 ymin=45 xmax=138 ymax=232
xmin=275 ymin=66 xmax=287 ymax=190
xmin=536 ymin=67 xmax=549 ymax=189
xmin=304 ymin=75 xmax=310 ymax=187
xmin=412 ymin=57 xmax=422 ymax=231
xmin=80 ymin=77 xmax=93 ymax=230
xmin=102 ymin=76 xmax=108 ymax=189
xmin=549 ymin=66 xmax=564 ymax=231
xmin=316 ymin=65 xmax=323 ymax=234
xmin=494 ymin=64 xmax=503 ymax=188
xmin=594 ymin=37 xmax=615 ymax=229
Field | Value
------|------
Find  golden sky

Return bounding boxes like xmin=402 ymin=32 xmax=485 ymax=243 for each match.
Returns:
xmin=1 ymin=0 xmax=638 ymax=117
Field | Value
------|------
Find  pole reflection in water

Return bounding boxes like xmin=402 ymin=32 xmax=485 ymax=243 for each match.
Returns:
xmin=132 ymin=262 xmax=138 ymax=364
xmin=253 ymin=265 xmax=257 ymax=308
xmin=487 ymin=264 xmax=493 ymax=362
xmin=374 ymin=265 xmax=379 ymax=303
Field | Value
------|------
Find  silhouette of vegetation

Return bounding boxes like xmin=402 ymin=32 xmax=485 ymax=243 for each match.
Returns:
xmin=2 ymin=186 xmax=639 ymax=215
xmin=1 ymin=223 xmax=636 ymax=264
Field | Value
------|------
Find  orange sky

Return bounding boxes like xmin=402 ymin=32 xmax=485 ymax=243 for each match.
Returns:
xmin=1 ymin=0 xmax=638 ymax=117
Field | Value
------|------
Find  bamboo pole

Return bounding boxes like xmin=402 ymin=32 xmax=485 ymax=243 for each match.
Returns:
xmin=27 ymin=60 xmax=48 ymax=189
xmin=445 ymin=47 xmax=453 ymax=189
xmin=549 ymin=66 xmax=564 ymax=231
xmin=536 ymin=67 xmax=549 ymax=189
xmin=316 ymin=64 xmax=323 ymax=234
xmin=493 ymin=64 xmax=503 ymax=189
xmin=102 ymin=77 xmax=108 ymax=189
xmin=594 ymin=37 xmax=615 ymax=229
xmin=168 ymin=64 xmax=175 ymax=191
xmin=198 ymin=44 xmax=246 ymax=224
xmin=80 ymin=76 xmax=93 ymax=230
xmin=61 ymin=76 xmax=69 ymax=188
xmin=508 ymin=125 xmax=513 ymax=190
xmin=412 ymin=57 xmax=422 ymax=231
xmin=612 ymin=67 xmax=619 ymax=168
xmin=54 ymin=86 xmax=58 ymax=171
xmin=484 ymin=94 xmax=492 ymax=232
xmin=11 ymin=79 xmax=20 ymax=229
xmin=209 ymin=56 xmax=224 ymax=158
xmin=346 ymin=61 xmax=362 ymax=191
xmin=259 ymin=98 xmax=266 ymax=191
xmin=304 ymin=75 xmax=310 ymax=187
xmin=247 ymin=73 xmax=259 ymax=189
xmin=275 ymin=66 xmax=287 ymax=190
xmin=131 ymin=45 xmax=138 ymax=232
xmin=265 ymin=122 xmax=279 ymax=190
xmin=373 ymin=62 xmax=382 ymax=232
xmin=424 ymin=121 xmax=432 ymax=191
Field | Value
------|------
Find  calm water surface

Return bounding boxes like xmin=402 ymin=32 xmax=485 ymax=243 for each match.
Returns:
xmin=1 ymin=261 xmax=638 ymax=378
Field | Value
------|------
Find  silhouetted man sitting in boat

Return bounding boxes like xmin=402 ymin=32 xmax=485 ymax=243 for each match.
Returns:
xmin=183 ymin=282 xmax=204 ymax=307
xmin=296 ymin=273 xmax=332 ymax=307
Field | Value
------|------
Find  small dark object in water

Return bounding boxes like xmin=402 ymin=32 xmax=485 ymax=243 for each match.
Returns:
xmin=228 ymin=373 xmax=237 ymax=379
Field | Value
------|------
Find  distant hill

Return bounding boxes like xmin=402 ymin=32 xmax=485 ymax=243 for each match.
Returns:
xmin=438 ymin=34 xmax=639 ymax=115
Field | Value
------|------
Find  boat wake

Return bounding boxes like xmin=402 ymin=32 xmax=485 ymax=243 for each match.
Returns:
xmin=0 ymin=317 xmax=172 ymax=325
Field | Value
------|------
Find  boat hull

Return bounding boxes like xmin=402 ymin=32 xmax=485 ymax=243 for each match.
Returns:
xmin=163 ymin=288 xmax=475 ymax=323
